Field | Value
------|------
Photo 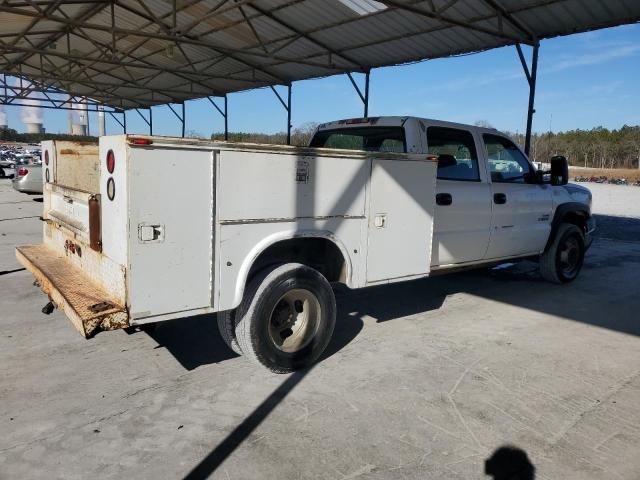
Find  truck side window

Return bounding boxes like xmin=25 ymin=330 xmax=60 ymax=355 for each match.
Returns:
xmin=310 ymin=127 xmax=406 ymax=153
xmin=483 ymin=134 xmax=532 ymax=183
xmin=427 ymin=127 xmax=480 ymax=181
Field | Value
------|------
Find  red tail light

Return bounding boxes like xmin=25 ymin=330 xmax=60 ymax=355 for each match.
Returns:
xmin=129 ymin=138 xmax=153 ymax=145
xmin=106 ymin=150 xmax=115 ymax=173
xmin=44 ymin=150 xmax=49 ymax=165
xmin=17 ymin=168 xmax=29 ymax=176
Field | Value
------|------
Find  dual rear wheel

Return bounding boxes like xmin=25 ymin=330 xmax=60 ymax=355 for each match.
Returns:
xmin=217 ymin=263 xmax=336 ymax=373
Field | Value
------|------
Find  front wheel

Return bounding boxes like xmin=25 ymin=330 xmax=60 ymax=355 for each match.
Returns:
xmin=234 ymin=263 xmax=336 ymax=373
xmin=540 ymin=223 xmax=585 ymax=284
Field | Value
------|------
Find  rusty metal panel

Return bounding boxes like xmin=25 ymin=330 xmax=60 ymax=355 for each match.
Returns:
xmin=88 ymin=194 xmax=102 ymax=253
xmin=53 ymin=141 xmax=100 ymax=193
xmin=42 ymin=222 xmax=127 ymax=306
xmin=16 ymin=244 xmax=128 ymax=338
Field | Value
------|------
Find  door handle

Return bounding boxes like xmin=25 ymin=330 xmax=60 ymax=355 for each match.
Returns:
xmin=436 ymin=193 xmax=453 ymax=206
xmin=493 ymin=193 xmax=507 ymax=204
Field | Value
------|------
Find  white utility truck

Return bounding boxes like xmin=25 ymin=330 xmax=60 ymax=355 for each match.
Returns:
xmin=17 ymin=117 xmax=594 ymax=373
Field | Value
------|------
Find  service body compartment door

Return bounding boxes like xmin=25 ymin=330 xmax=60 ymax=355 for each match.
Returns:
xmin=127 ymin=147 xmax=214 ymax=319
xmin=366 ymin=159 xmax=437 ymax=283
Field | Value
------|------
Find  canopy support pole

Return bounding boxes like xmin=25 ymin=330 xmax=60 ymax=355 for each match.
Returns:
xmin=108 ymin=110 xmax=126 ymax=134
xmin=135 ymin=108 xmax=153 ymax=135
xmin=207 ymin=95 xmax=228 ymax=140
xmin=167 ymin=102 xmax=185 ymax=137
xmin=517 ymin=42 xmax=539 ymax=156
xmin=347 ymin=71 xmax=370 ymax=117
xmin=270 ymin=84 xmax=292 ymax=145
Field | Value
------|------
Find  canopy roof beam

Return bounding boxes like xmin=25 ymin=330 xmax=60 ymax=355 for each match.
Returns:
xmin=0 ymin=0 xmax=638 ymax=112
xmin=378 ymin=0 xmax=533 ymax=45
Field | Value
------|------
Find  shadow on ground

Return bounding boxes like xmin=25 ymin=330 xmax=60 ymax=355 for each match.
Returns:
xmin=485 ymin=445 xmax=536 ymax=480
xmin=593 ymin=214 xmax=640 ymax=242
xmin=142 ymin=314 xmax=238 ymax=370
xmin=180 ymin=307 xmax=363 ymax=479
xmin=141 ymin=297 xmax=364 ymax=372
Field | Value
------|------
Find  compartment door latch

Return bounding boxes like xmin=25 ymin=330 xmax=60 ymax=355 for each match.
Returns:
xmin=138 ymin=224 xmax=164 ymax=243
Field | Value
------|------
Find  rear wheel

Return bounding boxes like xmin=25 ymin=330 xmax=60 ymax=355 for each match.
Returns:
xmin=234 ymin=263 xmax=336 ymax=373
xmin=217 ymin=310 xmax=242 ymax=355
xmin=540 ymin=223 xmax=585 ymax=284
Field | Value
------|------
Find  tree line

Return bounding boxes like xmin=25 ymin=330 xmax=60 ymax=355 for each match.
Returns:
xmin=213 ymin=123 xmax=640 ymax=170
xmin=508 ymin=125 xmax=640 ymax=169
xmin=0 ymin=127 xmax=97 ymax=143
xmin=4 ymin=121 xmax=638 ymax=170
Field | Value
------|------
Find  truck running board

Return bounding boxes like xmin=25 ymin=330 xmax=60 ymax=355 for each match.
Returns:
xmin=16 ymin=245 xmax=129 ymax=338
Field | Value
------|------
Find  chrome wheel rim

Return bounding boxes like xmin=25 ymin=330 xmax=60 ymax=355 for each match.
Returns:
xmin=559 ymin=235 xmax=581 ymax=277
xmin=268 ymin=289 xmax=321 ymax=353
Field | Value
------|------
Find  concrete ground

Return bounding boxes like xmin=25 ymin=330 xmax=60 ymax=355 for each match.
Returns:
xmin=1 ymin=179 xmax=639 ymax=480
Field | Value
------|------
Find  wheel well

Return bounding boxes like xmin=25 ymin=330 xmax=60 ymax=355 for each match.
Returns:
xmin=561 ymin=211 xmax=587 ymax=233
xmin=545 ymin=205 xmax=590 ymax=252
xmin=248 ymin=237 xmax=348 ymax=284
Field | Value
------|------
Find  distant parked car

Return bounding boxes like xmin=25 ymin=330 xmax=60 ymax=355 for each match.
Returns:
xmin=12 ymin=164 xmax=43 ymax=194
xmin=0 ymin=156 xmax=16 ymax=178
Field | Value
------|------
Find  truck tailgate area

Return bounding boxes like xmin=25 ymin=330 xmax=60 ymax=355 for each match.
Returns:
xmin=16 ymin=244 xmax=128 ymax=338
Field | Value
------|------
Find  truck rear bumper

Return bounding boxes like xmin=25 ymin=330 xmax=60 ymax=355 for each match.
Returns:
xmin=16 ymin=244 xmax=129 ymax=337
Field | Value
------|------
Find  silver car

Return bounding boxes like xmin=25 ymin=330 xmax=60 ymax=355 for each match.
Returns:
xmin=12 ymin=164 xmax=43 ymax=194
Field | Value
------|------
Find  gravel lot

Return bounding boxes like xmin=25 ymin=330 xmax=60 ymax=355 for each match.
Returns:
xmin=1 ymin=179 xmax=639 ymax=480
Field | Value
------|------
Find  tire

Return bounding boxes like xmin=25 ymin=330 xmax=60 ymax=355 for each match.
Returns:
xmin=234 ymin=263 xmax=336 ymax=373
xmin=540 ymin=223 xmax=585 ymax=284
xmin=216 ymin=310 xmax=242 ymax=355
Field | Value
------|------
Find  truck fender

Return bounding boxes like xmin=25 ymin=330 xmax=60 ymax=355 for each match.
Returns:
xmin=545 ymin=202 xmax=590 ymax=251
xmin=230 ymin=229 xmax=353 ymax=311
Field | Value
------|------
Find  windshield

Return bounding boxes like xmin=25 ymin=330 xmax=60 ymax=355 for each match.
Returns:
xmin=310 ymin=127 xmax=406 ymax=153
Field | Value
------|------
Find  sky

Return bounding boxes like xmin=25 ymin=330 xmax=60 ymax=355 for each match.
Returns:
xmin=2 ymin=22 xmax=639 ymax=137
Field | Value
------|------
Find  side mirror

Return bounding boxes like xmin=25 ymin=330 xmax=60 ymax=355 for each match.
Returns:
xmin=550 ymin=155 xmax=568 ymax=186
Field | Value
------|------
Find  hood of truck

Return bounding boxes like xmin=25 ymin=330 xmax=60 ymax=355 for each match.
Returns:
xmin=563 ymin=183 xmax=592 ymax=209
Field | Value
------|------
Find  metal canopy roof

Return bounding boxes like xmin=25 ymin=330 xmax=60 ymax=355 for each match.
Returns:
xmin=1 ymin=0 xmax=639 ymax=109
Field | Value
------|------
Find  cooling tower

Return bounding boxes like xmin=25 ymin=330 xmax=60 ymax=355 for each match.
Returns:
xmin=18 ymin=80 xmax=44 ymax=134
xmin=0 ymin=106 xmax=7 ymax=129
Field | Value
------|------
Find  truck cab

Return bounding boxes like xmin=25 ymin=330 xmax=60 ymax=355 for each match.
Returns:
xmin=310 ymin=116 xmax=595 ymax=274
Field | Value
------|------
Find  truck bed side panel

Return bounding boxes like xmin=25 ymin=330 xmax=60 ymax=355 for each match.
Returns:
xmin=366 ymin=159 xmax=437 ymax=283
xmin=217 ymin=218 xmax=366 ymax=311
xmin=217 ymin=150 xmax=368 ymax=221
xmin=127 ymin=147 xmax=214 ymax=319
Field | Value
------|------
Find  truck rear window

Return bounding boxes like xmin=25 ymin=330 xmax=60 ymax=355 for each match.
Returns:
xmin=310 ymin=127 xmax=406 ymax=153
